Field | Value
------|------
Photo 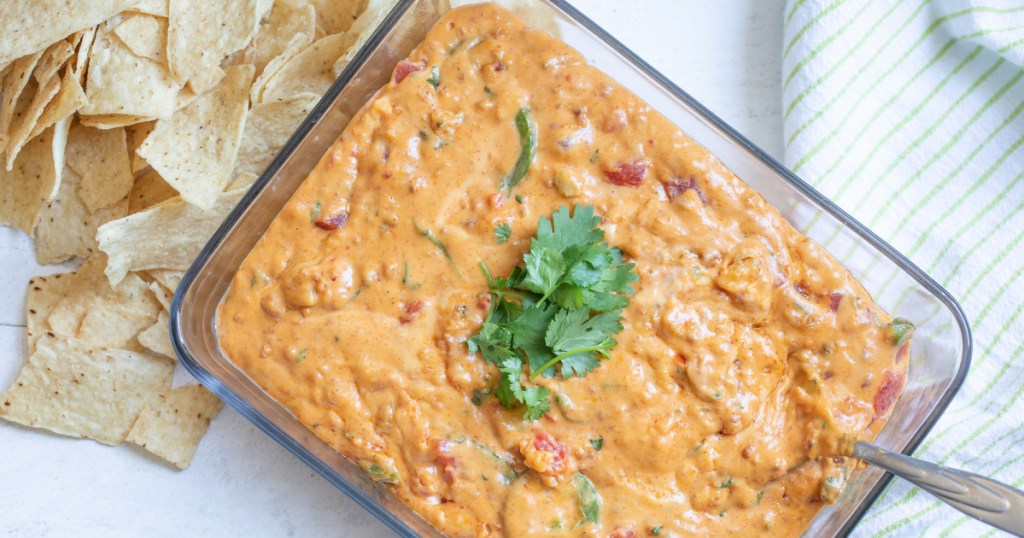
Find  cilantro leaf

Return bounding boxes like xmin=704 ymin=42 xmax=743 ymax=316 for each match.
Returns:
xmin=467 ymin=205 xmax=637 ymax=420
xmin=494 ymin=222 xmax=511 ymax=244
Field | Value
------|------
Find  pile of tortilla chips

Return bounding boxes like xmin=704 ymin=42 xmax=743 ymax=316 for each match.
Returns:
xmin=0 ymin=0 xmax=393 ymax=469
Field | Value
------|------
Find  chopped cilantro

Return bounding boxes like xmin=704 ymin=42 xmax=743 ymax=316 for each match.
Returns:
xmin=650 ymin=526 xmax=663 ymax=535
xmin=467 ymin=205 xmax=637 ymax=420
xmin=427 ymin=66 xmax=440 ymax=89
xmin=295 ymin=348 xmax=307 ymax=364
xmin=514 ymin=194 xmax=524 ymax=204
xmin=308 ymin=201 xmax=321 ymax=222
xmin=484 ymin=85 xmax=496 ymax=96
xmin=402 ymin=260 xmax=421 ymax=290
xmin=718 ymin=476 xmax=733 ymax=488
xmin=757 ymin=491 xmax=765 ymax=504
xmin=494 ymin=222 xmax=511 ymax=244
xmin=415 ymin=221 xmax=462 ymax=277
xmin=590 ymin=436 xmax=604 ymax=451
xmin=589 ymin=149 xmax=599 ymax=163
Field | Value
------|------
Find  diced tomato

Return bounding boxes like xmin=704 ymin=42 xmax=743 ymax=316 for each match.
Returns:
xmin=487 ymin=192 xmax=504 ymax=209
xmin=400 ymin=299 xmax=425 ymax=324
xmin=663 ymin=176 xmax=708 ymax=204
xmin=829 ymin=292 xmax=843 ymax=313
xmin=609 ymin=528 xmax=636 ymax=538
xmin=532 ymin=431 xmax=568 ymax=471
xmin=315 ymin=212 xmax=349 ymax=230
xmin=393 ymin=60 xmax=424 ymax=83
xmin=873 ymin=370 xmax=904 ymax=418
xmin=434 ymin=440 xmax=457 ymax=483
xmin=604 ymin=160 xmax=646 ymax=187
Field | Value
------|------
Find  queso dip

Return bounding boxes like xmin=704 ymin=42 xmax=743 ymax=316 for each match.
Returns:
xmin=218 ymin=5 xmax=910 ymax=536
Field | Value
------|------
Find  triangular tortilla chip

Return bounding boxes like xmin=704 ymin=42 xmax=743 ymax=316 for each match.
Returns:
xmin=80 ymin=28 xmax=181 ymax=120
xmin=34 ymin=164 xmax=129 ymax=264
xmin=311 ymin=0 xmax=367 ymax=35
xmin=29 ymin=66 xmax=88 ymax=142
xmin=0 ymin=0 xmax=141 ymax=66
xmin=48 ymin=253 xmax=162 ymax=349
xmin=235 ymin=92 xmax=318 ymax=178
xmin=71 ymin=26 xmax=99 ymax=84
xmin=236 ymin=0 xmax=316 ymax=77
xmin=128 ymin=167 xmax=178 ymax=213
xmin=79 ymin=113 xmax=156 ymax=130
xmin=66 ymin=123 xmax=134 ymax=212
xmin=112 ymin=14 xmax=168 ymax=65
xmin=331 ymin=0 xmax=396 ymax=77
xmin=33 ymin=40 xmax=75 ymax=85
xmin=138 ymin=311 xmax=175 ymax=358
xmin=25 ymin=273 xmax=74 ymax=354
xmin=185 ymin=65 xmax=226 ymax=95
xmin=258 ymin=31 xmax=357 ymax=104
xmin=97 ymin=189 xmax=245 ymax=285
xmin=125 ymin=120 xmax=156 ymax=173
xmin=249 ymin=33 xmax=310 ymax=104
xmin=0 ymin=125 xmax=59 ymax=234
xmin=137 ymin=65 xmax=254 ymax=209
xmin=0 ymin=50 xmax=43 ymax=137
xmin=226 ymin=171 xmax=259 ymax=191
xmin=147 ymin=269 xmax=184 ymax=292
xmin=4 ymin=73 xmax=61 ymax=169
xmin=126 ymin=384 xmax=222 ymax=469
xmin=126 ymin=0 xmax=169 ymax=17
xmin=0 ymin=335 xmax=174 ymax=446
xmin=148 ymin=281 xmax=173 ymax=311
xmin=167 ymin=0 xmax=259 ymax=82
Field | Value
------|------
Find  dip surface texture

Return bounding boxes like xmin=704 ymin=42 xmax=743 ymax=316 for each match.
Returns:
xmin=217 ymin=5 xmax=909 ymax=536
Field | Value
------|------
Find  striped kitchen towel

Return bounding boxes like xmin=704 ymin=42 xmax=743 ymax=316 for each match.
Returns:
xmin=783 ymin=0 xmax=1024 ymax=536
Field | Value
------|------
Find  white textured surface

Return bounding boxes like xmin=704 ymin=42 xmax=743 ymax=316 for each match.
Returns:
xmin=0 ymin=1 xmax=785 ymax=536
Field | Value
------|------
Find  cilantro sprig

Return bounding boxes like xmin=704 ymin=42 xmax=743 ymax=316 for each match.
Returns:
xmin=467 ymin=205 xmax=637 ymax=420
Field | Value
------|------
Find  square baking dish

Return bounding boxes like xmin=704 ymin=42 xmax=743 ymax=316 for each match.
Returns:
xmin=170 ymin=0 xmax=973 ymax=535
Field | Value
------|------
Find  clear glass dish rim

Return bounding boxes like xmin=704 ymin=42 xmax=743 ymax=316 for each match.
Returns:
xmin=169 ymin=1 xmax=973 ymax=535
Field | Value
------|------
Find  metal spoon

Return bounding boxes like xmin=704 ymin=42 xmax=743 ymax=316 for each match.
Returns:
xmin=851 ymin=441 xmax=1024 ymax=536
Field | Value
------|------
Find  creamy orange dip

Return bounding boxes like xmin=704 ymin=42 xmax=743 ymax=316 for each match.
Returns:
xmin=217 ymin=5 xmax=910 ymax=536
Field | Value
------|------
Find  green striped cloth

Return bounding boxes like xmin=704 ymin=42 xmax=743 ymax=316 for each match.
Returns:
xmin=783 ymin=0 xmax=1024 ymax=536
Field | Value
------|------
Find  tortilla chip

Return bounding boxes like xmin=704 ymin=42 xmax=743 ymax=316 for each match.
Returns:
xmin=148 ymin=281 xmax=173 ymax=311
xmin=112 ymin=14 xmax=168 ymax=65
xmin=226 ymin=171 xmax=259 ymax=191
xmin=237 ymin=0 xmax=316 ymax=77
xmin=126 ymin=120 xmax=156 ymax=173
xmin=167 ymin=0 xmax=260 ymax=82
xmin=138 ymin=311 xmax=175 ymax=359
xmin=70 ymin=26 xmax=99 ymax=83
xmin=33 ymin=40 xmax=75 ymax=85
xmin=312 ymin=0 xmax=368 ymax=35
xmin=128 ymin=168 xmax=178 ymax=213
xmin=137 ymin=65 xmax=254 ymax=209
xmin=126 ymin=0 xmax=169 ymax=17
xmin=147 ymin=269 xmax=185 ymax=292
xmin=29 ymin=67 xmax=88 ymax=142
xmin=65 ymin=123 xmax=134 ymax=212
xmin=80 ymin=28 xmax=181 ymax=120
xmin=79 ymin=114 xmax=156 ymax=130
xmin=0 ymin=51 xmax=43 ymax=137
xmin=97 ymin=189 xmax=245 ymax=285
xmin=331 ymin=0 xmax=395 ymax=77
xmin=126 ymin=384 xmax=222 ymax=469
xmin=48 ymin=253 xmax=162 ymax=348
xmin=34 ymin=164 xmax=129 ymax=264
xmin=0 ymin=0 xmax=141 ymax=66
xmin=25 ymin=273 xmax=74 ymax=354
xmin=259 ymin=32 xmax=358 ymax=104
xmin=249 ymin=34 xmax=310 ymax=104
xmin=0 ymin=126 xmax=59 ymax=234
xmin=0 ymin=335 xmax=174 ymax=445
xmin=4 ymin=73 xmax=61 ymax=169
xmin=235 ymin=92 xmax=318 ymax=178
xmin=186 ymin=65 xmax=226 ymax=95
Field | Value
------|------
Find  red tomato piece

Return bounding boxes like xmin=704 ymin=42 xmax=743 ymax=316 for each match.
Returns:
xmin=393 ymin=60 xmax=424 ymax=83
xmin=604 ymin=160 xmax=646 ymax=187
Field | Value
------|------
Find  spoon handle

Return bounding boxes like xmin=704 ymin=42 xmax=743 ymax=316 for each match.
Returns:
xmin=853 ymin=441 xmax=1024 ymax=536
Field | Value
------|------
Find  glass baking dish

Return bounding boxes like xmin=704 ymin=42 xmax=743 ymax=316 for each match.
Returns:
xmin=170 ymin=0 xmax=973 ymax=535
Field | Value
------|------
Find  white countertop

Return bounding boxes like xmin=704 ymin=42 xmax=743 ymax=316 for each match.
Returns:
xmin=0 ymin=1 xmax=785 ymax=536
